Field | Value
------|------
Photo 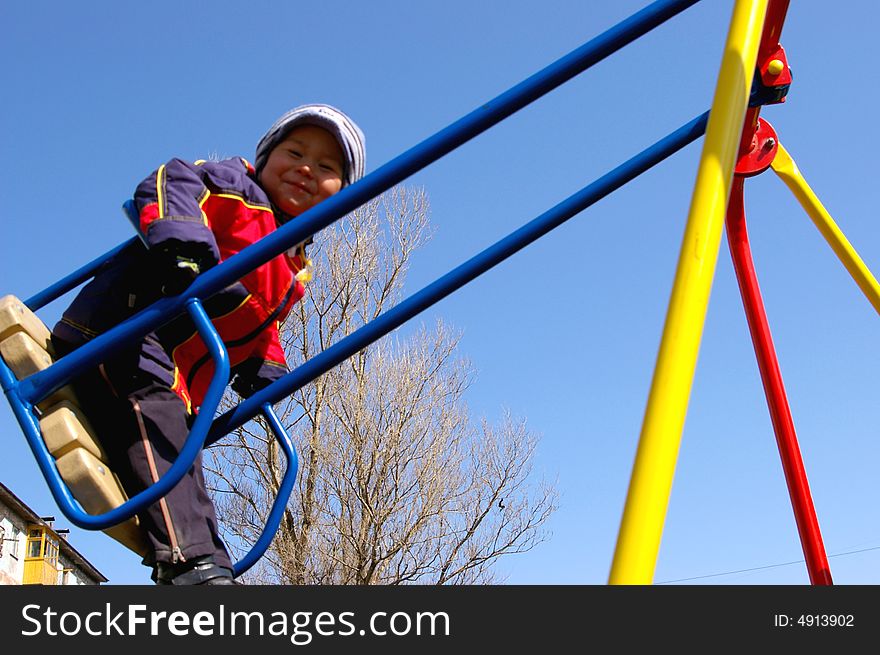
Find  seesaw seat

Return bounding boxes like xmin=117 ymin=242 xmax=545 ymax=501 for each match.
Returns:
xmin=0 ymin=295 xmax=149 ymax=556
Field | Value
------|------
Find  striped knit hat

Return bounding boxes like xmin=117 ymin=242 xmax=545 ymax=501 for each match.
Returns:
xmin=254 ymin=104 xmax=366 ymax=187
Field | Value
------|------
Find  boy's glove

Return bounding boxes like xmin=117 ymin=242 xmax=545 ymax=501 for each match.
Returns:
xmin=151 ymin=239 xmax=212 ymax=296
xmin=231 ymin=358 xmax=287 ymax=399
xmin=162 ymin=257 xmax=200 ymax=296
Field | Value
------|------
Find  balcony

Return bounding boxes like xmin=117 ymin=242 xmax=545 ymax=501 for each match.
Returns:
xmin=22 ymin=525 xmax=60 ymax=585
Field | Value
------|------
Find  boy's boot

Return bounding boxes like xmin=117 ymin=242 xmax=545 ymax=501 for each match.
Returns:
xmin=154 ymin=555 xmax=238 ymax=585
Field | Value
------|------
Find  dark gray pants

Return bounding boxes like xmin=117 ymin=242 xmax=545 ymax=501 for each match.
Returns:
xmin=53 ymin=335 xmax=231 ymax=573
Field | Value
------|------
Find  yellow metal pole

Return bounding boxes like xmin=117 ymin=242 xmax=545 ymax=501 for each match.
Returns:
xmin=771 ymin=143 xmax=880 ymax=316
xmin=609 ymin=0 xmax=769 ymax=585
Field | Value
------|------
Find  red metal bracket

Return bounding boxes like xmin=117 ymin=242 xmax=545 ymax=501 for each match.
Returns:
xmin=750 ymin=44 xmax=792 ymax=107
xmin=759 ymin=44 xmax=792 ymax=92
xmin=735 ymin=118 xmax=778 ymax=177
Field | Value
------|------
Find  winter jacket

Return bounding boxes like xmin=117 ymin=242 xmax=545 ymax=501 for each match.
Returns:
xmin=54 ymin=157 xmax=307 ymax=412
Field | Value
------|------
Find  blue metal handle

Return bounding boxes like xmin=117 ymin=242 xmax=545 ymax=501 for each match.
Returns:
xmin=2 ymin=298 xmax=229 ymax=530
xmin=24 ymin=202 xmax=143 ymax=311
xmin=24 ymin=237 xmax=141 ymax=312
xmin=231 ymin=403 xmax=299 ymax=578
xmin=121 ymin=199 xmax=148 ymax=246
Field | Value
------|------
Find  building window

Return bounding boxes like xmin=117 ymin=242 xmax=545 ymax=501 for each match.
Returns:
xmin=27 ymin=529 xmax=43 ymax=558
xmin=44 ymin=537 xmax=59 ymax=567
xmin=11 ymin=526 xmax=21 ymax=558
xmin=0 ymin=524 xmax=5 ymax=557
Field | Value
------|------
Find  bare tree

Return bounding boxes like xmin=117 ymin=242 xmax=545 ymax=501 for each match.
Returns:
xmin=205 ymin=187 xmax=558 ymax=584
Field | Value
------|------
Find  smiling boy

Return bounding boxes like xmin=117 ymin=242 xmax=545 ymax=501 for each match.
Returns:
xmin=260 ymin=124 xmax=346 ymax=216
xmin=52 ymin=104 xmax=366 ymax=584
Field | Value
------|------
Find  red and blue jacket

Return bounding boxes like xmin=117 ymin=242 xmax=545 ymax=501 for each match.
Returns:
xmin=54 ymin=157 xmax=307 ymax=413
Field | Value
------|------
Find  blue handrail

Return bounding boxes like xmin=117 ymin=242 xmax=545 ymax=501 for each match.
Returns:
xmin=24 ymin=237 xmax=141 ymax=312
xmin=2 ymin=298 xmax=229 ymax=530
xmin=231 ymin=403 xmax=299 ymax=577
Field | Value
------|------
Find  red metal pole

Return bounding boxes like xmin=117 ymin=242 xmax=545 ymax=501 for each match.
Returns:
xmin=724 ymin=0 xmax=832 ymax=585
xmin=725 ymin=177 xmax=833 ymax=585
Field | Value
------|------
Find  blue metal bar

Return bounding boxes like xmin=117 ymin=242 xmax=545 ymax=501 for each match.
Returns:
xmin=122 ymin=199 xmax=148 ymax=246
xmin=208 ymin=111 xmax=710 ymax=443
xmin=231 ymin=403 xmax=299 ymax=578
xmin=16 ymin=0 xmax=700 ymax=408
xmin=24 ymin=237 xmax=140 ymax=311
xmin=3 ymin=298 xmax=229 ymax=530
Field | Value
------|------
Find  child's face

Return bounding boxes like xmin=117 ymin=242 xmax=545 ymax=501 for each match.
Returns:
xmin=259 ymin=125 xmax=345 ymax=217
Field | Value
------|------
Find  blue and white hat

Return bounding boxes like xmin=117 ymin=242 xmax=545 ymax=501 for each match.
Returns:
xmin=255 ymin=103 xmax=366 ymax=187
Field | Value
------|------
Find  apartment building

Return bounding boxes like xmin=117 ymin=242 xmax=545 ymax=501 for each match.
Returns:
xmin=0 ymin=481 xmax=107 ymax=585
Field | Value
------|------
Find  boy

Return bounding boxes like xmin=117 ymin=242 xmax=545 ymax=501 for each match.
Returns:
xmin=52 ymin=104 xmax=366 ymax=584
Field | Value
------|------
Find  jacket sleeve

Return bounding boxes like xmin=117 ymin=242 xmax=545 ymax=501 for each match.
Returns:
xmin=133 ymin=158 xmax=221 ymax=268
xmin=230 ymin=324 xmax=290 ymax=398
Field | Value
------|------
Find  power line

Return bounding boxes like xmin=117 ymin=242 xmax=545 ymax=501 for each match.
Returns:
xmin=656 ymin=544 xmax=880 ymax=584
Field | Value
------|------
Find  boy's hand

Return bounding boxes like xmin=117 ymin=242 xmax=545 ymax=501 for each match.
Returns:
xmin=231 ymin=358 xmax=287 ymax=398
xmin=161 ymin=257 xmax=201 ymax=296
xmin=151 ymin=239 xmax=210 ymax=296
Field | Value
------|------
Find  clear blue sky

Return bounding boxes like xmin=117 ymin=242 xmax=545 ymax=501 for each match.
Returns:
xmin=1 ymin=1 xmax=878 ymax=585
